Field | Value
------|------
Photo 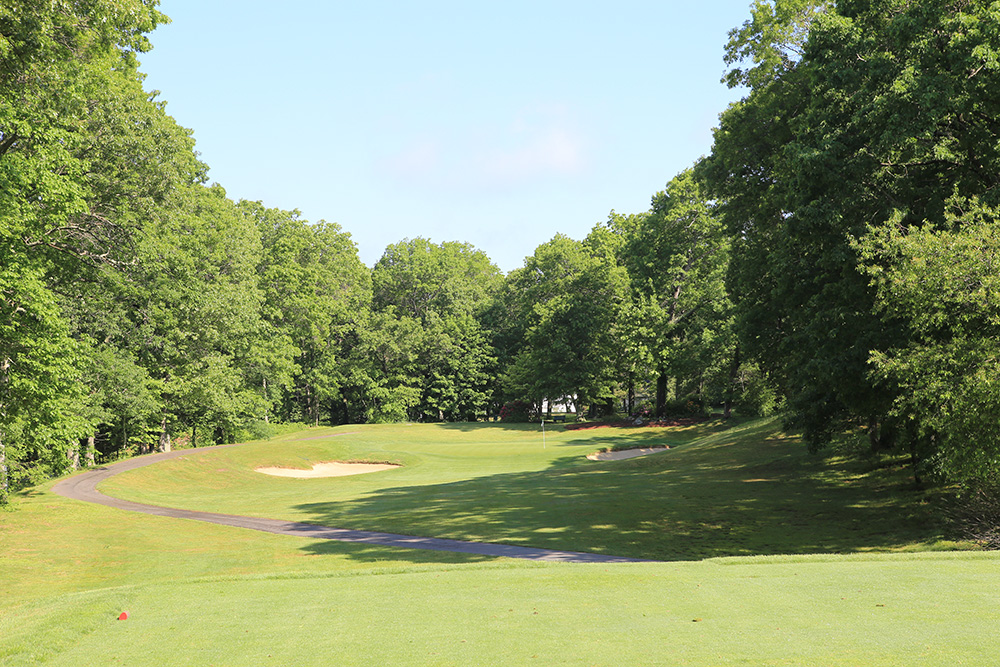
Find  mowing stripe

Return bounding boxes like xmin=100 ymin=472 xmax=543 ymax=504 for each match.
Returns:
xmin=52 ymin=446 xmax=653 ymax=564
xmin=298 ymin=431 xmax=362 ymax=440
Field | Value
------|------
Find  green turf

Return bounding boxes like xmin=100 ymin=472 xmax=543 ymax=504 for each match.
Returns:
xmin=2 ymin=418 xmax=995 ymax=666
xmin=101 ymin=419 xmax=960 ymax=560
xmin=4 ymin=555 xmax=1000 ymax=666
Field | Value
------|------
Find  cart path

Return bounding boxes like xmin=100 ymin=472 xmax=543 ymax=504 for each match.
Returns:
xmin=52 ymin=445 xmax=653 ymax=564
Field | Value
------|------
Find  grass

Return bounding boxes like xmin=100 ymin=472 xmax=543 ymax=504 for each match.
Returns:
xmin=2 ymin=417 xmax=997 ymax=665
xmin=101 ymin=418 xmax=958 ymax=560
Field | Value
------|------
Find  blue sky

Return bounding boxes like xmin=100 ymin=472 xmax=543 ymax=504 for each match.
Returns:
xmin=140 ymin=1 xmax=753 ymax=272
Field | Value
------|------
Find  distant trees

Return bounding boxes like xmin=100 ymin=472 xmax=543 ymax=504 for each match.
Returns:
xmin=10 ymin=0 xmax=1000 ymax=504
xmin=370 ymin=238 xmax=501 ymax=422
xmin=493 ymin=169 xmax=745 ymax=422
xmin=500 ymin=234 xmax=629 ymax=417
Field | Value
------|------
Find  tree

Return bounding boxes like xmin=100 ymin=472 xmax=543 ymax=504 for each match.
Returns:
xmin=858 ymin=200 xmax=1000 ymax=487
xmin=503 ymin=235 xmax=628 ymax=417
xmin=249 ymin=203 xmax=370 ymax=426
xmin=704 ymin=0 xmax=1000 ymax=466
xmin=0 ymin=262 xmax=90 ymax=502
xmin=617 ymin=169 xmax=732 ymax=417
xmin=0 ymin=0 xmax=188 ymax=497
xmin=722 ymin=0 xmax=830 ymax=89
xmin=135 ymin=184 xmax=267 ymax=445
xmin=371 ymin=238 xmax=501 ymax=421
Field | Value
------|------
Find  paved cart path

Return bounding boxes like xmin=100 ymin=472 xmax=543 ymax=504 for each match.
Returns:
xmin=52 ymin=445 xmax=652 ymax=564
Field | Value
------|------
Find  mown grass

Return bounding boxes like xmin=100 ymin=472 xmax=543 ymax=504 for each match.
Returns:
xmin=101 ymin=418 xmax=959 ymax=560
xmin=5 ymin=554 xmax=1000 ymax=666
xmin=2 ymin=417 xmax=996 ymax=666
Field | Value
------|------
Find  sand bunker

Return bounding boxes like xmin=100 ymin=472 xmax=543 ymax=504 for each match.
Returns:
xmin=255 ymin=461 xmax=400 ymax=478
xmin=586 ymin=446 xmax=669 ymax=461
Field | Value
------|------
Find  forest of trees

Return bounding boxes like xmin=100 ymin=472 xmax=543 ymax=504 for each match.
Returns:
xmin=3 ymin=0 xmax=1000 ymax=504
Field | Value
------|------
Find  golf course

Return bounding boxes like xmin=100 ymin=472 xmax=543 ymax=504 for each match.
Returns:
xmin=3 ymin=418 xmax=997 ymax=665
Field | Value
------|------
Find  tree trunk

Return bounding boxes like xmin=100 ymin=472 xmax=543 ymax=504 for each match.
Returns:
xmin=0 ymin=430 xmax=8 ymax=505
xmin=262 ymin=377 xmax=269 ymax=424
xmin=0 ymin=358 xmax=8 ymax=503
xmin=655 ymin=367 xmax=667 ymax=418
xmin=85 ymin=434 xmax=96 ymax=467
xmin=158 ymin=416 xmax=171 ymax=453
xmin=724 ymin=344 xmax=741 ymax=419
xmin=627 ymin=374 xmax=635 ymax=415
xmin=68 ymin=443 xmax=80 ymax=470
xmin=868 ymin=416 xmax=893 ymax=453
xmin=909 ymin=436 xmax=922 ymax=487
xmin=306 ymin=384 xmax=319 ymax=427
xmin=192 ymin=423 xmax=197 ymax=448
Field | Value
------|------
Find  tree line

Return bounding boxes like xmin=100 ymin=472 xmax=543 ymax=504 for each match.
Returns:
xmin=701 ymin=0 xmax=1000 ymax=492
xmin=4 ymin=0 xmax=1000 ymax=503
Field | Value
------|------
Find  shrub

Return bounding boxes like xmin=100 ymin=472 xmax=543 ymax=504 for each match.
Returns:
xmin=499 ymin=400 xmax=533 ymax=423
xmin=944 ymin=488 xmax=1000 ymax=549
xmin=662 ymin=394 xmax=710 ymax=418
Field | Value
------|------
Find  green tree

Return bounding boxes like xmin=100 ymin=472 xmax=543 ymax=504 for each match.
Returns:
xmin=858 ymin=200 xmax=1000 ymax=487
xmin=0 ymin=0 xmax=191 ymax=496
xmin=704 ymin=0 xmax=1000 ymax=462
xmin=722 ymin=0 xmax=830 ymax=89
xmin=503 ymin=235 xmax=628 ymax=417
xmin=135 ymin=185 xmax=266 ymax=446
xmin=371 ymin=238 xmax=501 ymax=421
xmin=250 ymin=203 xmax=371 ymax=426
xmin=0 ymin=262 xmax=90 ymax=501
xmin=617 ymin=169 xmax=732 ymax=417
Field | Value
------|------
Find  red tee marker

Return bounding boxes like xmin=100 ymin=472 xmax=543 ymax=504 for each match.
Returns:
xmin=118 ymin=612 xmax=129 ymax=621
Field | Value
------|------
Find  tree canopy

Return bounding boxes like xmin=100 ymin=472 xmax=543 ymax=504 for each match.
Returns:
xmin=704 ymin=0 xmax=1000 ymax=487
xmin=6 ymin=0 xmax=1000 ymax=504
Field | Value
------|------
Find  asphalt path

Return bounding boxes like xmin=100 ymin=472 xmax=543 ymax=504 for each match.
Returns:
xmin=52 ymin=444 xmax=652 ymax=564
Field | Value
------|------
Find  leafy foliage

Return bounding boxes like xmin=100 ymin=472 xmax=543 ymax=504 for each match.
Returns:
xmin=705 ymin=0 xmax=1000 ymax=487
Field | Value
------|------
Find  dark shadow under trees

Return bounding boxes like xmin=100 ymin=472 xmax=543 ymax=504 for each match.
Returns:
xmin=295 ymin=421 xmax=951 ymax=563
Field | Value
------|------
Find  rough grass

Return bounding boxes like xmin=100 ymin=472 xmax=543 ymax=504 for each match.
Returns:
xmin=2 ymin=417 xmax=996 ymax=666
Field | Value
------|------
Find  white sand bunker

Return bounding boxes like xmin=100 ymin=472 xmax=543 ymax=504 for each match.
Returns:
xmin=586 ymin=446 xmax=669 ymax=461
xmin=255 ymin=461 xmax=400 ymax=478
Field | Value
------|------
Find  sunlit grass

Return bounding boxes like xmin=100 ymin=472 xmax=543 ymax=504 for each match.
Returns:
xmin=101 ymin=418 xmax=964 ymax=560
xmin=2 ymin=418 xmax=994 ymax=666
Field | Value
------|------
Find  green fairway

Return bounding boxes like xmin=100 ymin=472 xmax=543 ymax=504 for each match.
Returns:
xmin=101 ymin=419 xmax=957 ymax=560
xmin=3 ymin=419 xmax=996 ymax=666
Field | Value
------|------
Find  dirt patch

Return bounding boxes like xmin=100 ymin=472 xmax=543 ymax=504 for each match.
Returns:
xmin=255 ymin=461 xmax=400 ymax=478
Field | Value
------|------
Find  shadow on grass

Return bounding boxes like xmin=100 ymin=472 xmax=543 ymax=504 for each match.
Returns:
xmin=295 ymin=419 xmax=949 ymax=563
xmin=299 ymin=540 xmax=500 ymax=565
xmin=428 ymin=419 xmax=731 ymax=437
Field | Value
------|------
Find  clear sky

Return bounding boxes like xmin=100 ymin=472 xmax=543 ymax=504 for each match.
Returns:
xmin=139 ymin=0 xmax=753 ymax=272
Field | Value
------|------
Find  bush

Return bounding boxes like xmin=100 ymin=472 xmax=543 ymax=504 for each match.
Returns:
xmin=735 ymin=363 xmax=781 ymax=417
xmin=662 ymin=394 xmax=710 ymax=418
xmin=499 ymin=400 xmax=533 ymax=423
xmin=243 ymin=420 xmax=279 ymax=441
xmin=631 ymin=405 xmax=654 ymax=421
xmin=944 ymin=488 xmax=1000 ymax=549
